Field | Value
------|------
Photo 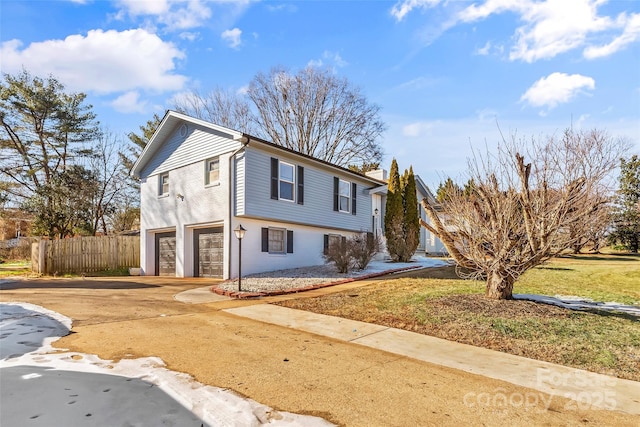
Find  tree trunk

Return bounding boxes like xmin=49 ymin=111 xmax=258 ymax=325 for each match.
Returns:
xmin=485 ymin=269 xmax=515 ymax=300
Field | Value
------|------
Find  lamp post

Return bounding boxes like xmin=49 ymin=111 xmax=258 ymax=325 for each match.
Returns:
xmin=234 ymin=224 xmax=246 ymax=291
xmin=374 ymin=208 xmax=379 ymax=238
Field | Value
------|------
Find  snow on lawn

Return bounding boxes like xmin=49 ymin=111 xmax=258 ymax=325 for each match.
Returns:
xmin=0 ymin=302 xmax=335 ymax=427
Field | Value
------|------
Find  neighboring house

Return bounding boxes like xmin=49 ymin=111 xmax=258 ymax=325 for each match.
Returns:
xmin=367 ymin=172 xmax=447 ymax=256
xmin=131 ymin=111 xmax=386 ymax=279
xmin=0 ymin=209 xmax=32 ymax=240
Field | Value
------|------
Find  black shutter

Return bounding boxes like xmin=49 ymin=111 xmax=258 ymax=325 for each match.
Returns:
xmin=297 ymin=166 xmax=304 ymax=205
xmin=287 ymin=230 xmax=294 ymax=253
xmin=323 ymin=234 xmax=329 ymax=255
xmin=333 ymin=177 xmax=339 ymax=211
xmin=261 ymin=228 xmax=269 ymax=252
xmin=270 ymin=158 xmax=279 ymax=200
xmin=351 ymin=183 xmax=357 ymax=215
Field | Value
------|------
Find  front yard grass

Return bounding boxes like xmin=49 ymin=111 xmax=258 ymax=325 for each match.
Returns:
xmin=277 ymin=254 xmax=640 ymax=381
xmin=0 ymin=260 xmax=31 ymax=277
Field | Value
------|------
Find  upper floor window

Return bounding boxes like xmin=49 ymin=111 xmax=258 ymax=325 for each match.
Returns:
xmin=333 ymin=177 xmax=356 ymax=215
xmin=338 ymin=179 xmax=350 ymax=212
xmin=159 ymin=173 xmax=169 ymax=196
xmin=271 ymin=157 xmax=304 ymax=205
xmin=279 ymin=161 xmax=295 ymax=201
xmin=205 ymin=157 xmax=220 ymax=185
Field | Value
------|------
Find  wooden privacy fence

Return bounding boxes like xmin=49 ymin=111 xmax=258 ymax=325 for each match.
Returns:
xmin=32 ymin=236 xmax=140 ymax=275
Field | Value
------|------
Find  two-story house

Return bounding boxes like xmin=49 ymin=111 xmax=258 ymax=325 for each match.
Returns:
xmin=131 ymin=110 xmax=387 ymax=279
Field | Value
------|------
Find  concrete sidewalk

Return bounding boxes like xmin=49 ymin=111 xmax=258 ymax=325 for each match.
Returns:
xmin=224 ymin=304 xmax=640 ymax=416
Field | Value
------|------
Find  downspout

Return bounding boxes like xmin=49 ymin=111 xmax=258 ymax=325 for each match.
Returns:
xmin=228 ymin=134 xmax=250 ymax=279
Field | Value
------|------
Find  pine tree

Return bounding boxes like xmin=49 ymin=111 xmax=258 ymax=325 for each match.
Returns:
xmin=401 ymin=166 xmax=420 ymax=262
xmin=609 ymin=155 xmax=640 ymax=252
xmin=384 ymin=159 xmax=404 ymax=261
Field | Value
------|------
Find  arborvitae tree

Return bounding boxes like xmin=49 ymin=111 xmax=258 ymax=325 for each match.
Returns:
xmin=384 ymin=159 xmax=404 ymax=261
xmin=400 ymin=166 xmax=420 ymax=262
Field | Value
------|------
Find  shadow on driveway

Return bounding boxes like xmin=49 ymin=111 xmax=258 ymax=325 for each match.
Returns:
xmin=0 ymin=366 xmax=207 ymax=426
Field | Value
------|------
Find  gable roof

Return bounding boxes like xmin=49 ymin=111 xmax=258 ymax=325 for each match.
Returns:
xmin=131 ymin=110 xmax=386 ymax=186
xmin=130 ymin=110 xmax=244 ymax=178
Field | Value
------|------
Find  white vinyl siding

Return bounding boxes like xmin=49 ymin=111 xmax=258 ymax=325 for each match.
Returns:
xmin=242 ymin=148 xmax=373 ymax=232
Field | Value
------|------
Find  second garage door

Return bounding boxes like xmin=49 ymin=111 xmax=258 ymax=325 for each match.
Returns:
xmin=194 ymin=227 xmax=223 ymax=278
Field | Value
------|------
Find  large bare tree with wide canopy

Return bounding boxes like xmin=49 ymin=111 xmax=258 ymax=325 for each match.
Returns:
xmin=421 ymin=129 xmax=628 ymax=300
xmin=174 ymin=66 xmax=385 ymax=168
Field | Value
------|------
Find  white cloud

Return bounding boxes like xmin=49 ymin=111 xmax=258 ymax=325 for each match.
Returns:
xmin=401 ymin=121 xmax=434 ymax=137
xmin=221 ymin=28 xmax=242 ymax=48
xmin=307 ymin=51 xmax=348 ymax=70
xmin=179 ymin=32 xmax=199 ymax=42
xmin=0 ymin=29 xmax=187 ymax=94
xmin=509 ymin=0 xmax=614 ymax=62
xmin=395 ymin=76 xmax=440 ymax=91
xmin=391 ymin=0 xmax=442 ymax=22
xmin=395 ymin=0 xmax=638 ymax=62
xmin=584 ymin=12 xmax=640 ymax=59
xmin=520 ymin=72 xmax=595 ymax=111
xmin=110 ymin=91 xmax=149 ymax=113
xmin=114 ymin=0 xmax=253 ymax=31
xmin=475 ymin=41 xmax=492 ymax=55
xmin=459 ymin=0 xmax=616 ymax=62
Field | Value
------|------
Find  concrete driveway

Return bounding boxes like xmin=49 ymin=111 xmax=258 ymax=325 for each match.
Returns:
xmin=1 ymin=276 xmax=638 ymax=427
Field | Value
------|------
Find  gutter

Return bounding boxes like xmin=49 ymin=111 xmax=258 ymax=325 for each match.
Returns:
xmin=227 ymin=134 xmax=250 ymax=279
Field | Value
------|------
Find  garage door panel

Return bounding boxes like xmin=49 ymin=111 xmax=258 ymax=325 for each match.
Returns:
xmin=155 ymin=232 xmax=176 ymax=276
xmin=194 ymin=227 xmax=223 ymax=278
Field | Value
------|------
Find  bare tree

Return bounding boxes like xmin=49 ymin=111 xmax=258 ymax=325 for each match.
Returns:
xmin=420 ymin=129 xmax=628 ymax=300
xmin=248 ymin=66 xmax=385 ymax=167
xmin=175 ymin=67 xmax=385 ymax=167
xmin=85 ymin=130 xmax=128 ymax=235
xmin=568 ymin=199 xmax=612 ymax=254
xmin=173 ymin=88 xmax=255 ymax=134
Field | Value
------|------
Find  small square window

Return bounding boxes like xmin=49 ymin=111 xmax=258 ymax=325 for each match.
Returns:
xmin=159 ymin=173 xmax=169 ymax=196
xmin=205 ymin=157 xmax=220 ymax=185
xmin=268 ymin=228 xmax=285 ymax=253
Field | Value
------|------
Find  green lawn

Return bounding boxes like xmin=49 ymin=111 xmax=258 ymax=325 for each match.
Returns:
xmin=278 ymin=254 xmax=640 ymax=381
xmin=517 ymin=254 xmax=640 ymax=305
xmin=0 ymin=260 xmax=31 ymax=277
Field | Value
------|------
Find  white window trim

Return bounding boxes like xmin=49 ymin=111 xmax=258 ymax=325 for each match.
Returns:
xmin=279 ymin=161 xmax=295 ymax=203
xmin=159 ymin=173 xmax=169 ymax=197
xmin=268 ymin=227 xmax=286 ymax=254
xmin=205 ymin=157 xmax=220 ymax=187
xmin=338 ymin=179 xmax=350 ymax=213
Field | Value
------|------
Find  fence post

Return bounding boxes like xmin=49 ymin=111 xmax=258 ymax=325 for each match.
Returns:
xmin=33 ymin=239 xmax=48 ymax=274
xmin=31 ymin=241 xmax=39 ymax=273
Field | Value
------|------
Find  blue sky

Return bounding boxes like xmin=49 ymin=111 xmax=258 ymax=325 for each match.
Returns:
xmin=2 ymin=0 xmax=639 ymax=188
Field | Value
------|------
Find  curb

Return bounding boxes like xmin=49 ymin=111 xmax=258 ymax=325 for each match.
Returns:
xmin=211 ymin=265 xmax=424 ymax=299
